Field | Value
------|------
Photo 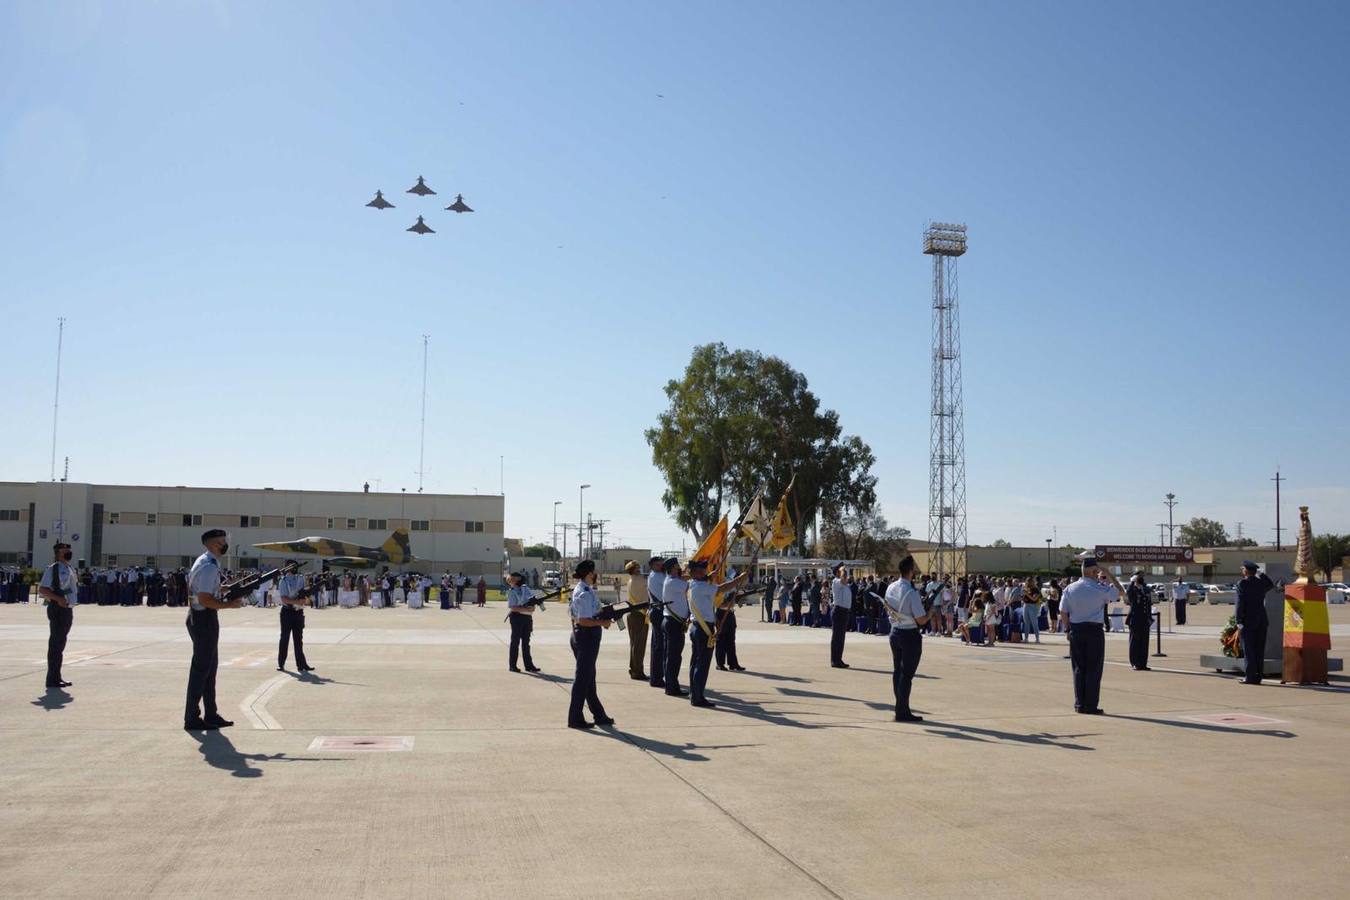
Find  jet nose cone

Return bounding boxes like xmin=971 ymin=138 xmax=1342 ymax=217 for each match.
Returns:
xmin=366 ymin=190 xmax=394 ymax=209
xmin=445 ymin=193 xmax=474 ymax=213
xmin=407 ymin=175 xmax=437 ymax=196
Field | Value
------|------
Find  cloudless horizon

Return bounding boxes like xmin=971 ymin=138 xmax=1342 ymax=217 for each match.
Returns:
xmin=3 ymin=0 xmax=1347 ymax=554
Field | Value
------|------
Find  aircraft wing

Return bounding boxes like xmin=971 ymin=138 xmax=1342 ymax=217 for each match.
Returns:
xmin=251 ymin=536 xmax=365 ymax=557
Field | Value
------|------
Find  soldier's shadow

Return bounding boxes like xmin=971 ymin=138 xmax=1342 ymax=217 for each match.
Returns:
xmin=31 ymin=687 xmax=73 ymax=710
xmin=189 ymin=732 xmax=344 ymax=778
xmin=288 ymin=671 xmax=364 ymax=687
xmin=585 ymin=727 xmax=761 ymax=763
xmin=919 ymin=720 xmax=1099 ymax=751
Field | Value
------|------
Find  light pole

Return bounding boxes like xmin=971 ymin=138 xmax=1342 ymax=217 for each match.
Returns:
xmin=1045 ymin=538 xmax=1052 ymax=572
xmin=1163 ymin=493 xmax=1178 ymax=546
xmin=552 ymin=500 xmax=561 ymax=563
xmin=579 ymin=484 xmax=590 ymax=562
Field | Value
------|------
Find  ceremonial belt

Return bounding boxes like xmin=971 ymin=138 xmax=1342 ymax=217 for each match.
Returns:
xmin=690 ymin=599 xmax=715 ymax=648
xmin=665 ymin=609 xmax=688 ymax=627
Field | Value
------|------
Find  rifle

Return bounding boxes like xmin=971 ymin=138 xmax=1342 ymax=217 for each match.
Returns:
xmin=597 ymin=601 xmax=650 ymax=631
xmin=721 ymin=585 xmax=767 ymax=608
xmin=220 ymin=561 xmax=299 ymax=604
xmin=503 ymin=587 xmax=566 ymax=622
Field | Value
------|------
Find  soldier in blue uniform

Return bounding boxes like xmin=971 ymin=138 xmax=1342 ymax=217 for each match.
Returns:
xmin=1060 ymin=557 xmax=1123 ymax=714
xmin=184 ymin=529 xmax=244 ymax=731
xmin=660 ymin=558 xmax=689 ymax=697
xmin=1126 ymin=573 xmax=1153 ymax=671
xmin=277 ymin=561 xmax=314 ymax=672
xmin=506 ymin=571 xmax=541 ymax=673
xmin=1234 ymin=561 xmax=1275 ymax=685
xmin=686 ymin=559 xmax=748 ymax=708
xmin=646 ymin=555 xmax=667 ymax=689
xmin=567 ymin=560 xmax=614 ymax=729
xmin=37 ymin=541 xmax=78 ymax=688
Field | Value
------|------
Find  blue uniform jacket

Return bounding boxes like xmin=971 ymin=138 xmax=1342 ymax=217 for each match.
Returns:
xmin=1234 ymin=572 xmax=1274 ymax=627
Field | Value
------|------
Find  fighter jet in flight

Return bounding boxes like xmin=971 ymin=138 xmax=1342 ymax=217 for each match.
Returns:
xmin=366 ymin=190 xmax=395 ymax=209
xmin=406 ymin=175 xmax=437 ymax=196
xmin=445 ymin=193 xmax=474 ymax=213
xmin=253 ymin=527 xmax=416 ymax=569
xmin=407 ymin=215 xmax=435 ymax=235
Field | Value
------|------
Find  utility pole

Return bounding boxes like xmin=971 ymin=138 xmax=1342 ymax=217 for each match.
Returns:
xmin=561 ymin=523 xmax=574 ymax=583
xmin=1163 ymin=493 xmax=1178 ymax=545
xmin=579 ymin=484 xmax=590 ymax=565
xmin=1236 ymin=521 xmax=1245 ymax=543
xmin=1271 ymin=468 xmax=1285 ymax=549
xmin=50 ymin=317 xmax=65 ymax=482
xmin=924 ymin=221 xmax=969 ymax=587
xmin=1157 ymin=523 xmax=1168 ymax=545
xmin=552 ymin=500 xmax=561 ymax=561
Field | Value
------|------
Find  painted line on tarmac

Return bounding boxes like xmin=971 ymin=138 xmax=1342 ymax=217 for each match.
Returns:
xmin=240 ymin=674 xmax=289 ymax=730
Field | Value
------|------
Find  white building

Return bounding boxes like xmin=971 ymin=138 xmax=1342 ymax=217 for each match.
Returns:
xmin=0 ymin=480 xmax=504 ymax=577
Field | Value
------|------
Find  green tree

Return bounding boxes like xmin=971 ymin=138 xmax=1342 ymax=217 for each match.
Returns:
xmin=1311 ymin=534 xmax=1350 ymax=582
xmin=646 ymin=343 xmax=877 ymax=552
xmin=1231 ymin=537 xmax=1258 ymax=548
xmin=991 ymin=538 xmax=1012 ymax=548
xmin=523 ymin=543 xmax=559 ymax=561
xmin=820 ymin=508 xmax=911 ymax=572
xmin=1178 ymin=517 xmax=1230 ymax=548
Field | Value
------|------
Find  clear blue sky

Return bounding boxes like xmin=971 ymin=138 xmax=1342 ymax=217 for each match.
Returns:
xmin=3 ymin=0 xmax=1347 ymax=553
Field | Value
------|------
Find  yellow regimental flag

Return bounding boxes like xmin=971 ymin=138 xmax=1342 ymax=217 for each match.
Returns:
xmin=738 ymin=495 xmax=770 ymax=547
xmin=694 ymin=515 xmax=730 ymax=583
xmin=768 ymin=493 xmax=795 ymax=551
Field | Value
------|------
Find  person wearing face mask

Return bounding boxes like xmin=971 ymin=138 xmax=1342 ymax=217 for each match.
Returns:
xmin=687 ymin=558 xmax=749 ymax=707
xmin=37 ymin=541 xmax=78 ymax=689
xmin=567 ymin=560 xmax=615 ymax=729
xmin=184 ymin=529 xmax=246 ymax=731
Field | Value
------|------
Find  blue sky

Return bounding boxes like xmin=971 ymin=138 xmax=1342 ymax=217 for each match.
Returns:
xmin=3 ymin=0 xmax=1347 ymax=553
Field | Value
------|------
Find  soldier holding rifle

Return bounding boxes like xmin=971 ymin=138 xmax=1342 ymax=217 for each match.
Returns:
xmin=687 ymin=559 xmax=748 ymax=709
xmin=647 ymin=555 xmax=667 ymax=690
xmin=567 ymin=560 xmax=614 ymax=729
xmin=184 ymin=529 xmax=244 ymax=731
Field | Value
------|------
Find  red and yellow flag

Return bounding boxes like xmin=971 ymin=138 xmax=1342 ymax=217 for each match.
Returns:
xmin=693 ymin=515 xmax=730 ymax=583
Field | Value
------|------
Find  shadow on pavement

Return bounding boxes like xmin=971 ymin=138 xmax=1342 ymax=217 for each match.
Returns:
xmin=531 ymin=672 xmax=574 ymax=687
xmin=584 ymin=726 xmax=762 ymax=762
xmin=188 ymin=732 xmax=343 ymax=778
xmin=845 ymin=667 xmax=939 ymax=679
xmin=704 ymin=689 xmax=831 ymax=729
xmin=31 ymin=687 xmax=73 ymax=710
xmin=288 ymin=671 xmax=365 ymax=687
xmin=736 ymin=670 xmax=813 ymax=684
xmin=1109 ymin=714 xmax=1297 ymax=738
xmin=776 ymin=685 xmax=894 ymax=712
xmin=919 ymin=720 xmax=1099 ymax=751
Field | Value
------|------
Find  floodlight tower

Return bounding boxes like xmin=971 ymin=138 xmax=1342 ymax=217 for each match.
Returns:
xmin=923 ymin=222 xmax=968 ymax=583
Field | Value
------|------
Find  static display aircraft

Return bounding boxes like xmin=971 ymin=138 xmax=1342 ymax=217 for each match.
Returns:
xmin=252 ymin=527 xmax=415 ymax=569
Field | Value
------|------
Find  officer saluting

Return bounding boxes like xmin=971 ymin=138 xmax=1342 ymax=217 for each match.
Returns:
xmin=37 ymin=541 xmax=78 ymax=689
xmin=1060 ymin=556 xmax=1123 ymax=715
xmin=184 ymin=529 xmax=244 ymax=731
xmin=567 ymin=560 xmax=614 ymax=729
xmin=1234 ymin=561 xmax=1275 ymax=685
xmin=646 ymin=555 xmax=667 ymax=690
xmin=277 ymin=561 xmax=314 ymax=673
xmin=686 ymin=559 xmax=748 ymax=708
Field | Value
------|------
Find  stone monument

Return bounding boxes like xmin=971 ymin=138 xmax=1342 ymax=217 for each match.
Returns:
xmin=1282 ymin=506 xmax=1332 ymax=684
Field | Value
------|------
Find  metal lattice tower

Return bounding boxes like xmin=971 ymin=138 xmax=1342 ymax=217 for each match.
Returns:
xmin=924 ymin=222 xmax=968 ymax=581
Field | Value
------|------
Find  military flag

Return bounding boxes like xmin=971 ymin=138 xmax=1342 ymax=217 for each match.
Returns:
xmin=693 ymin=515 xmax=731 ymax=583
xmin=768 ymin=476 xmax=797 ymax=551
xmin=737 ymin=490 xmax=771 ymax=548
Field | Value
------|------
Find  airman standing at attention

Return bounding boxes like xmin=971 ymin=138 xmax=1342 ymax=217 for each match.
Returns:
xmin=506 ymin=572 xmax=541 ymax=673
xmin=646 ymin=555 xmax=667 ymax=690
xmin=37 ymin=541 xmax=78 ymax=689
xmin=567 ymin=560 xmax=614 ymax=729
xmin=660 ymin=558 xmax=689 ymax=697
xmin=687 ymin=559 xmax=748 ymax=708
xmin=277 ymin=561 xmax=314 ymax=673
xmin=184 ymin=530 xmax=245 ymax=731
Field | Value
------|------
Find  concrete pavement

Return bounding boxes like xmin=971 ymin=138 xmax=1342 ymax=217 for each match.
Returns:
xmin=2 ymin=601 xmax=1347 ymax=898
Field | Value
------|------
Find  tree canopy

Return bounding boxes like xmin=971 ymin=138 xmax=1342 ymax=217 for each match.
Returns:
xmin=522 ymin=543 xmax=560 ymax=561
xmin=819 ymin=509 xmax=911 ymax=573
xmin=1311 ymin=534 xmax=1350 ymax=582
xmin=646 ymin=343 xmax=877 ymax=552
xmin=1178 ymin=517 xmax=1230 ymax=548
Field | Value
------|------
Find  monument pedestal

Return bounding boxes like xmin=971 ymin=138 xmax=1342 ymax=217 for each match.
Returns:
xmin=1282 ymin=582 xmax=1332 ymax=685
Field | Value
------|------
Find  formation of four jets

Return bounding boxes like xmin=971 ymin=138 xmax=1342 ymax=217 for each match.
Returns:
xmin=367 ymin=176 xmax=473 ymax=235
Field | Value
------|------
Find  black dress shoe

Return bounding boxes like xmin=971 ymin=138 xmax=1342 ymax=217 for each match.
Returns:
xmin=509 ymin=666 xmax=522 ymax=673
xmin=730 ymin=665 xmax=746 ymax=671
xmin=526 ymin=666 xmax=542 ymax=673
xmin=665 ymin=688 xmax=688 ymax=697
xmin=594 ymin=717 xmax=616 ymax=726
xmin=300 ymin=665 xmax=315 ymax=672
xmin=691 ymin=699 xmax=717 ymax=709
xmin=204 ymin=716 xmax=234 ymax=728
xmin=184 ymin=718 xmax=218 ymax=731
xmin=46 ymin=680 xmax=73 ymax=688
xmin=831 ymin=662 xmax=850 ymax=669
xmin=716 ymin=664 xmax=727 ymax=671
xmin=895 ymin=714 xmax=924 ymax=723
xmin=650 ymin=681 xmax=666 ymax=689
xmin=277 ymin=666 xmax=286 ymax=671
xmin=567 ymin=720 xmax=595 ymax=730
xmin=1083 ymin=708 xmax=1105 ymax=715
xmin=630 ymin=673 xmax=648 ymax=680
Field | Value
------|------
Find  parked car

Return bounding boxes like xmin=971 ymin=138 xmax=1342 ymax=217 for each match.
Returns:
xmin=1323 ymin=582 xmax=1349 ymax=591
xmin=542 ymin=569 xmax=561 ymax=589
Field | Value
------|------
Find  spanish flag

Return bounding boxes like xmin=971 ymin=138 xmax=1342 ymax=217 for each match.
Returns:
xmin=694 ymin=515 xmax=731 ymax=582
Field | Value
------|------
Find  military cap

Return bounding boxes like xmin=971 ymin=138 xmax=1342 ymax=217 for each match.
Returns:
xmin=1080 ymin=556 xmax=1099 ymax=568
xmin=663 ymin=557 xmax=680 ymax=573
xmin=1242 ymin=560 xmax=1259 ymax=572
xmin=648 ymin=555 xmax=665 ymax=567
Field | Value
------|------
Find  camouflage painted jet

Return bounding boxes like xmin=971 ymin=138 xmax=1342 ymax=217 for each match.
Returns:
xmin=252 ymin=528 xmax=415 ymax=569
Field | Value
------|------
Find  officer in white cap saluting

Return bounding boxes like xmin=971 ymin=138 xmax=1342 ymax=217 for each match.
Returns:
xmin=1059 ymin=555 xmax=1123 ymax=714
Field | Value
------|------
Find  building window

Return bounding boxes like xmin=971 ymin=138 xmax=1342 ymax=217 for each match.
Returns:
xmin=109 ymin=512 xmax=121 ymax=525
xmin=411 ymin=520 xmax=430 ymax=531
xmin=105 ymin=554 xmax=118 ymax=566
xmin=465 ymin=520 xmax=484 ymax=533
xmin=0 ymin=509 xmax=19 ymax=521
xmin=285 ymin=517 xmax=295 ymax=529
xmin=239 ymin=515 xmax=260 ymax=528
xmin=326 ymin=518 xmax=335 ymax=529
xmin=368 ymin=518 xmax=388 ymax=531
xmin=147 ymin=513 xmax=157 ymax=525
xmin=346 ymin=518 xmax=357 ymax=530
xmin=182 ymin=514 xmax=202 ymax=527
xmin=0 ymin=551 xmax=20 ymax=564
xmin=180 ymin=555 xmax=193 ymax=567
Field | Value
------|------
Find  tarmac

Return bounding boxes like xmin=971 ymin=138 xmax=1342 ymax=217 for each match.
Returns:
xmin=2 ymin=598 xmax=1347 ymax=899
